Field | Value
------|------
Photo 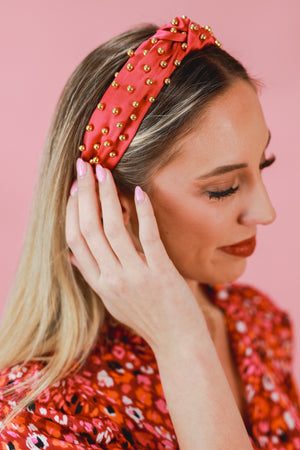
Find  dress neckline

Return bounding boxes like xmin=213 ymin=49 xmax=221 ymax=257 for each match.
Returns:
xmin=97 ymin=283 xmax=300 ymax=445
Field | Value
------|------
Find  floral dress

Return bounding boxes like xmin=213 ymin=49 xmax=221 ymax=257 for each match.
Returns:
xmin=0 ymin=283 xmax=300 ymax=449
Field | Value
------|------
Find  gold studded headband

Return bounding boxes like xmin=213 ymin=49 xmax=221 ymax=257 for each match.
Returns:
xmin=79 ymin=15 xmax=221 ymax=170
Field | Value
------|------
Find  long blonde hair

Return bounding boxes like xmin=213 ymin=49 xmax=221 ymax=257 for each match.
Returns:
xmin=0 ymin=21 xmax=257 ymax=427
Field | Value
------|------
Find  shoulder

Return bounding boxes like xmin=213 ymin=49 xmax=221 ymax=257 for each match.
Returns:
xmin=0 ymin=361 xmax=134 ymax=449
xmin=0 ymin=360 xmax=43 ymax=402
xmin=225 ymin=282 xmax=295 ymax=369
xmin=227 ymin=282 xmax=292 ymax=327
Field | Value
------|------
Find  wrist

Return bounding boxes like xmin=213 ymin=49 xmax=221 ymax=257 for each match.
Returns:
xmin=153 ymin=319 xmax=214 ymax=365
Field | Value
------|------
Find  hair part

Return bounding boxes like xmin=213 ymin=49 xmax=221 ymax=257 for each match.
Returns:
xmin=0 ymin=22 xmax=261 ymax=428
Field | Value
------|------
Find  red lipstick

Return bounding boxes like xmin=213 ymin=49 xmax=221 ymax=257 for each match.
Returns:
xmin=219 ymin=236 xmax=256 ymax=257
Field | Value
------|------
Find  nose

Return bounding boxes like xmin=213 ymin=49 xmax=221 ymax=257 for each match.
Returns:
xmin=238 ymin=180 xmax=277 ymax=226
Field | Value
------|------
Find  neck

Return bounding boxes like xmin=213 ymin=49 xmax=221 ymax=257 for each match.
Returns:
xmin=184 ymin=280 xmax=222 ymax=343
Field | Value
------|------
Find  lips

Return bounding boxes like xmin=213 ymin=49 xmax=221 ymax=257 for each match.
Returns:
xmin=219 ymin=235 xmax=256 ymax=257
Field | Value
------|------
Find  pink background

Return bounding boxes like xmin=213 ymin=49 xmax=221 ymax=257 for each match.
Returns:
xmin=0 ymin=1 xmax=299 ymax=379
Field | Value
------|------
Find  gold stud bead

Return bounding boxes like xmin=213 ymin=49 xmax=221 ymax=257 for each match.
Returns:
xmin=97 ymin=102 xmax=105 ymax=110
xmin=86 ymin=124 xmax=94 ymax=131
xmin=104 ymin=141 xmax=111 ymax=147
xmin=127 ymin=63 xmax=134 ymax=71
xmin=127 ymin=85 xmax=134 ymax=92
xmin=111 ymin=81 xmax=119 ymax=88
xmin=171 ymin=18 xmax=179 ymax=25
xmin=119 ymin=135 xmax=126 ymax=141
xmin=151 ymin=37 xmax=158 ymax=44
xmin=127 ymin=49 xmax=134 ymax=57
xmin=132 ymin=101 xmax=139 ymax=108
xmin=174 ymin=59 xmax=181 ymax=66
xmin=144 ymin=64 xmax=151 ymax=72
xmin=143 ymin=49 xmax=149 ymax=56
xmin=181 ymin=31 xmax=187 ymax=35
xmin=170 ymin=27 xmax=177 ymax=33
xmin=200 ymin=33 xmax=207 ymax=41
xmin=101 ymin=127 xmax=109 ymax=134
xmin=181 ymin=15 xmax=187 ymax=19
xmin=114 ymin=72 xmax=119 ymax=78
xmin=215 ymin=40 xmax=222 ymax=47
xmin=78 ymin=144 xmax=85 ymax=152
xmin=205 ymin=25 xmax=212 ymax=32
xmin=190 ymin=23 xmax=198 ymax=31
xmin=116 ymin=122 xmax=123 ymax=128
xmin=112 ymin=108 xmax=119 ymax=115
xmin=160 ymin=60 xmax=167 ymax=68
xmin=109 ymin=151 xmax=116 ymax=158
xmin=130 ymin=114 xmax=137 ymax=120
xmin=149 ymin=97 xmax=155 ymax=103
xmin=181 ymin=42 xmax=188 ymax=50
xmin=89 ymin=157 xmax=99 ymax=164
xmin=146 ymin=78 xmax=153 ymax=85
xmin=93 ymin=143 xmax=100 ymax=150
xmin=157 ymin=47 xmax=164 ymax=54
xmin=164 ymin=78 xmax=171 ymax=85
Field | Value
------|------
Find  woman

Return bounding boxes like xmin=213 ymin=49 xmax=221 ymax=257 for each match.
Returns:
xmin=0 ymin=14 xmax=299 ymax=449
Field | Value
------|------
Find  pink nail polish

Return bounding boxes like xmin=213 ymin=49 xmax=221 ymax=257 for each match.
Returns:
xmin=70 ymin=180 xmax=78 ymax=196
xmin=135 ymin=186 xmax=145 ymax=203
xmin=96 ymin=164 xmax=106 ymax=184
xmin=76 ymin=158 xmax=87 ymax=177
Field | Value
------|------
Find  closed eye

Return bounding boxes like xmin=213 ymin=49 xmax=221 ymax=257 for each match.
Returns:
xmin=207 ymin=155 xmax=276 ymax=201
xmin=208 ymin=185 xmax=239 ymax=200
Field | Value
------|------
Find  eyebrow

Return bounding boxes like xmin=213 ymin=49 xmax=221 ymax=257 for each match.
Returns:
xmin=194 ymin=130 xmax=272 ymax=180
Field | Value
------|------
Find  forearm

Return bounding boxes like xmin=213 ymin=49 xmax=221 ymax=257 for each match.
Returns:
xmin=155 ymin=329 xmax=253 ymax=450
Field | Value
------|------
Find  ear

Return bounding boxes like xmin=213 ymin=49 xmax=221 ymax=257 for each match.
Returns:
xmin=116 ymin=187 xmax=138 ymax=228
xmin=115 ymin=187 xmax=143 ymax=254
xmin=97 ymin=182 xmax=137 ymax=229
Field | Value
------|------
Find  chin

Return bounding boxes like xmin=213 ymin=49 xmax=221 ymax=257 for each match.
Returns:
xmin=174 ymin=253 xmax=248 ymax=286
xmin=205 ymin=257 xmax=248 ymax=285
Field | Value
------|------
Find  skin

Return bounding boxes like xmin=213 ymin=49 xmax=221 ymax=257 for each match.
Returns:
xmin=119 ymin=79 xmax=276 ymax=311
xmin=66 ymin=78 xmax=275 ymax=448
xmin=68 ymin=78 xmax=277 ymax=332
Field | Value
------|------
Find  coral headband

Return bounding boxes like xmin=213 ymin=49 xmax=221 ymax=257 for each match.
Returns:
xmin=79 ymin=15 xmax=221 ymax=170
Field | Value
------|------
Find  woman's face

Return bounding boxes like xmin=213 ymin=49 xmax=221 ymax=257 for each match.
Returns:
xmin=145 ymin=79 xmax=276 ymax=286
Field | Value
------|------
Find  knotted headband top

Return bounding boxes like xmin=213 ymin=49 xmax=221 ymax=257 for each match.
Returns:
xmin=79 ymin=15 xmax=221 ymax=170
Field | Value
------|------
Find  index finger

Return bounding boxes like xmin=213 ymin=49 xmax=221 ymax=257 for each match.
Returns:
xmin=75 ymin=159 xmax=121 ymax=272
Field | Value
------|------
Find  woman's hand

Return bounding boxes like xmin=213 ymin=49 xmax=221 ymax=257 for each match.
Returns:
xmin=65 ymin=159 xmax=254 ymax=449
xmin=65 ymin=158 xmax=207 ymax=354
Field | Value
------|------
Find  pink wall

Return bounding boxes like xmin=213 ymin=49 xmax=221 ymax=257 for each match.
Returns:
xmin=0 ymin=1 xmax=299 ymax=379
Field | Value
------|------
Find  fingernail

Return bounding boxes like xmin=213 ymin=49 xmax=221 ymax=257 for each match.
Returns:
xmin=96 ymin=164 xmax=106 ymax=184
xmin=70 ymin=180 xmax=78 ymax=196
xmin=76 ymin=158 xmax=87 ymax=178
xmin=135 ymin=186 xmax=145 ymax=203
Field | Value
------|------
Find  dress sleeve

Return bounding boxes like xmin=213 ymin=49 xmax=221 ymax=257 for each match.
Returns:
xmin=0 ymin=408 xmax=136 ymax=449
xmin=0 ymin=362 xmax=137 ymax=449
xmin=253 ymin=302 xmax=300 ymax=449
xmin=280 ymin=311 xmax=300 ymax=414
xmin=283 ymin=369 xmax=300 ymax=415
xmin=231 ymin=284 xmax=300 ymax=449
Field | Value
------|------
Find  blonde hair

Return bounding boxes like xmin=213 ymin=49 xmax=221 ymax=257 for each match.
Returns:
xmin=0 ymin=22 xmax=257 ymax=428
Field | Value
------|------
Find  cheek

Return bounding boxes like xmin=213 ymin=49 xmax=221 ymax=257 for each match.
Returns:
xmin=153 ymin=196 xmax=228 ymax=253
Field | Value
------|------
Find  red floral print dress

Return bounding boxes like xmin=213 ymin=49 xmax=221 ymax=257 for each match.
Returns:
xmin=0 ymin=283 xmax=300 ymax=449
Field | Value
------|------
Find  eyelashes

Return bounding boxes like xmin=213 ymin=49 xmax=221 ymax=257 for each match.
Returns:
xmin=259 ymin=154 xmax=276 ymax=170
xmin=208 ymin=185 xmax=239 ymax=200
xmin=207 ymin=155 xmax=276 ymax=201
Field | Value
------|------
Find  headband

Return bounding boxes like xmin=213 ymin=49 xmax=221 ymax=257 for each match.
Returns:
xmin=79 ymin=15 xmax=221 ymax=170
